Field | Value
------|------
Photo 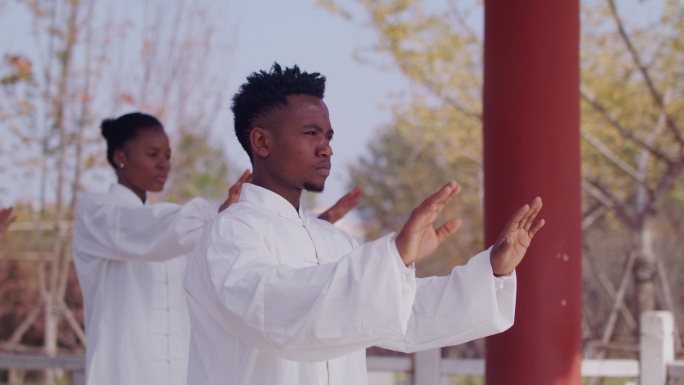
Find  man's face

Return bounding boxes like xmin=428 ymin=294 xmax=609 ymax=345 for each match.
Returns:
xmin=266 ymin=94 xmax=333 ymax=193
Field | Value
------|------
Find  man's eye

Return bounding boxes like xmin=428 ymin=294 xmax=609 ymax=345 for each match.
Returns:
xmin=306 ymin=131 xmax=316 ymax=136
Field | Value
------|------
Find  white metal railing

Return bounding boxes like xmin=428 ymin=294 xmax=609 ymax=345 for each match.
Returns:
xmin=0 ymin=353 xmax=84 ymax=385
xmin=0 ymin=312 xmax=682 ymax=385
xmin=366 ymin=311 xmax=684 ymax=385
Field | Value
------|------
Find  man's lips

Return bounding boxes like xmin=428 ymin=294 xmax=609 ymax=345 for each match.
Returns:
xmin=316 ymin=162 xmax=331 ymax=176
xmin=155 ymin=175 xmax=168 ymax=183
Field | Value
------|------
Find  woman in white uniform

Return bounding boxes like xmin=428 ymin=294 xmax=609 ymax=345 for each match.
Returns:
xmin=72 ymin=112 xmax=360 ymax=385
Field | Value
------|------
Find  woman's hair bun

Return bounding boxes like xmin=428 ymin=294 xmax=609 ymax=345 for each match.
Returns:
xmin=100 ymin=118 xmax=116 ymax=140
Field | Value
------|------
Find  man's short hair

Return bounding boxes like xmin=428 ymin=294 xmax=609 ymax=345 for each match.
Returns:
xmin=231 ymin=63 xmax=326 ymax=161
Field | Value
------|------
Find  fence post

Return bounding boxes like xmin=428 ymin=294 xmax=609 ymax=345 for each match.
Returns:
xmin=414 ymin=349 xmax=441 ymax=385
xmin=72 ymin=370 xmax=85 ymax=385
xmin=640 ymin=311 xmax=674 ymax=385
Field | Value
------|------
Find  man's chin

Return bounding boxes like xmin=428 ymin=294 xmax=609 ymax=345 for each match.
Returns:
xmin=303 ymin=182 xmax=325 ymax=193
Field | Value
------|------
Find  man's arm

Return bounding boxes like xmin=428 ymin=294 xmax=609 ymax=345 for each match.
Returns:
xmin=184 ymin=183 xmax=465 ymax=363
xmin=377 ymin=197 xmax=544 ymax=352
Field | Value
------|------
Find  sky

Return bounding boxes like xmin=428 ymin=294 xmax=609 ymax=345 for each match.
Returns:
xmin=0 ymin=0 xmax=661 ymax=209
xmin=223 ymin=0 xmax=409 ymax=208
xmin=0 ymin=0 xmax=412 ymax=209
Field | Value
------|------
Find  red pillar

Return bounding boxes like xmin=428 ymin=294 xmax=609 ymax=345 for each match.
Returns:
xmin=482 ymin=0 xmax=582 ymax=384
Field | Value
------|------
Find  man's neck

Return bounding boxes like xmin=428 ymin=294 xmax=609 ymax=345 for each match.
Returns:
xmin=251 ymin=173 xmax=301 ymax=212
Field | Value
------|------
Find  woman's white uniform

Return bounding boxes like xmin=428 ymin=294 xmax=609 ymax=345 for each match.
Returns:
xmin=73 ymin=183 xmax=218 ymax=385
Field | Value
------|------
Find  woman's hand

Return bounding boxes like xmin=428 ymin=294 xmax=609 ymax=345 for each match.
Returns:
xmin=219 ymin=170 xmax=252 ymax=213
xmin=317 ymin=186 xmax=362 ymax=224
xmin=0 ymin=207 xmax=16 ymax=238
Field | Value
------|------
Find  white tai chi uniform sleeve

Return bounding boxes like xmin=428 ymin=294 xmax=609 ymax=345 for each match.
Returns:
xmin=75 ymin=191 xmax=218 ymax=262
xmin=376 ymin=247 xmax=516 ymax=353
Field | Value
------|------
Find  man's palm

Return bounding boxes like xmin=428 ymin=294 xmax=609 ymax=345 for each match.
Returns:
xmin=490 ymin=197 xmax=545 ymax=276
xmin=396 ymin=181 xmax=463 ymax=265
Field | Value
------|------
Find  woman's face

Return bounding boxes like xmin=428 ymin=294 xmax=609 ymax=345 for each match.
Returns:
xmin=114 ymin=128 xmax=171 ymax=198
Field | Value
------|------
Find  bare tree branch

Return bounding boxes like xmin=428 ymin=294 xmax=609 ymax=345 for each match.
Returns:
xmin=583 ymin=247 xmax=638 ymax=332
xmin=605 ymin=0 xmax=684 ymax=147
xmin=583 ymin=205 xmax=608 ymax=231
xmin=581 ymin=129 xmax=646 ymax=183
xmin=421 ymin=79 xmax=483 ymax=121
xmin=601 ymin=250 xmax=637 ymax=344
xmin=586 ymin=250 xmax=638 ymax=385
xmin=581 ymin=86 xmax=672 ymax=163
xmin=581 ymin=174 xmax=637 ymax=228
xmin=652 ymin=158 xmax=684 ymax=211
xmin=446 ymin=0 xmax=482 ymax=48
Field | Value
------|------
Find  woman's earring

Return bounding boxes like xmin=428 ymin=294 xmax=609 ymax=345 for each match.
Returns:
xmin=119 ymin=163 xmax=124 ymax=169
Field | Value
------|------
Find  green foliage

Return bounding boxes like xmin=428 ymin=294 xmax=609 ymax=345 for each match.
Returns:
xmin=163 ymin=130 xmax=232 ymax=204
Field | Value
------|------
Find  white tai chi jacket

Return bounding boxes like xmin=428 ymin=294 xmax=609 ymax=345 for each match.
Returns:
xmin=73 ymin=183 xmax=218 ymax=385
xmin=183 ymin=183 xmax=516 ymax=385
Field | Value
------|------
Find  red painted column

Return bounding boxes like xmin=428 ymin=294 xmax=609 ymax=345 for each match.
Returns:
xmin=482 ymin=0 xmax=582 ymax=384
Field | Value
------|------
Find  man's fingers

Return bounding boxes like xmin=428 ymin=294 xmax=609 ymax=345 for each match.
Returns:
xmin=403 ymin=181 xmax=460 ymax=234
xmin=421 ymin=181 xmax=460 ymax=212
xmin=435 ymin=218 xmax=462 ymax=243
xmin=507 ymin=204 xmax=530 ymax=231
xmin=529 ymin=219 xmax=545 ymax=238
xmin=521 ymin=197 xmax=542 ymax=231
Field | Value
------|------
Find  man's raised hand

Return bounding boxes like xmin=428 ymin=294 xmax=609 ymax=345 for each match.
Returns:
xmin=317 ymin=186 xmax=362 ymax=224
xmin=490 ymin=197 xmax=545 ymax=276
xmin=395 ymin=181 xmax=463 ymax=266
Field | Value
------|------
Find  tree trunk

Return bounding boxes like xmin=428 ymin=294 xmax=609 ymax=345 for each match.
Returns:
xmin=632 ymin=215 xmax=657 ymax=320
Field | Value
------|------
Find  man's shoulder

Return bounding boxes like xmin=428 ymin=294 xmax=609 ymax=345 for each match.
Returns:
xmin=212 ymin=200 xmax=276 ymax=228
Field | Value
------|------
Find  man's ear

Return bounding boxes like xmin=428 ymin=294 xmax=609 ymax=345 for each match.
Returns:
xmin=250 ymin=127 xmax=271 ymax=159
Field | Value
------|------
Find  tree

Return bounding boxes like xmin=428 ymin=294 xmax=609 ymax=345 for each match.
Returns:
xmin=1 ymin=3 xmax=100 ymax=383
xmin=0 ymin=0 xmax=234 ymax=382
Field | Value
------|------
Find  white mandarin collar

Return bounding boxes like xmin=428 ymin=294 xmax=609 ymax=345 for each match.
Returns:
xmin=239 ymin=183 xmax=304 ymax=222
xmin=108 ymin=183 xmax=146 ymax=206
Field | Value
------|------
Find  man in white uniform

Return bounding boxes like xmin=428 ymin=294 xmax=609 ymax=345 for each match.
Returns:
xmin=183 ymin=63 xmax=545 ymax=384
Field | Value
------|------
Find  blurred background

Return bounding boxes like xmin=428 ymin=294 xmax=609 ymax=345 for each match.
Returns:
xmin=0 ymin=0 xmax=683 ymax=384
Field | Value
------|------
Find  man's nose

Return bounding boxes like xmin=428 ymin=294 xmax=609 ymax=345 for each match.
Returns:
xmin=318 ymin=140 xmax=333 ymax=158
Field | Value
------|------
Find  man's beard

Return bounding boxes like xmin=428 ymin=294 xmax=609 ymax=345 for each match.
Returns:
xmin=303 ymin=181 xmax=324 ymax=193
